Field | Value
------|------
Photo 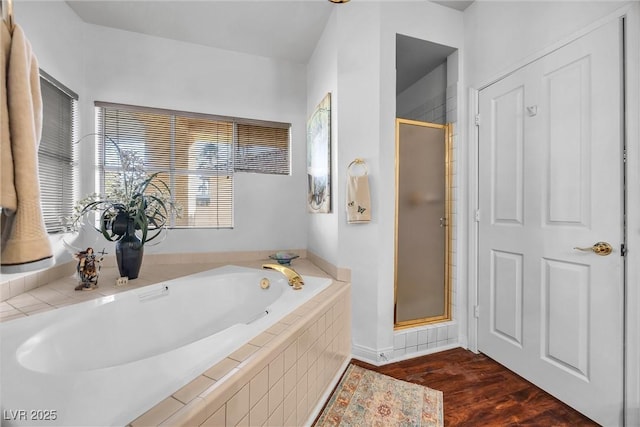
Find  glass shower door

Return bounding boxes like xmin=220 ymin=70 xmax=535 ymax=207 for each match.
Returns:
xmin=395 ymin=119 xmax=451 ymax=327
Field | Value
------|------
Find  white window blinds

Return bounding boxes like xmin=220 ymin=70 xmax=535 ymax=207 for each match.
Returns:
xmin=38 ymin=72 xmax=78 ymax=233
xmin=235 ymin=122 xmax=290 ymax=174
xmin=96 ymin=104 xmax=236 ymax=228
xmin=96 ymin=103 xmax=291 ymax=229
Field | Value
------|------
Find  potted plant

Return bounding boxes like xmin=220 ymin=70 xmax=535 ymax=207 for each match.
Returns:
xmin=67 ymin=138 xmax=181 ymax=279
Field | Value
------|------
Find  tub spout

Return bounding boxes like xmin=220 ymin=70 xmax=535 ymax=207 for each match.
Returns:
xmin=262 ymin=263 xmax=304 ymax=290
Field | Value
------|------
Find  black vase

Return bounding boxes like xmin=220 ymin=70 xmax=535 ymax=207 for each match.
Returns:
xmin=115 ymin=218 xmax=144 ymax=279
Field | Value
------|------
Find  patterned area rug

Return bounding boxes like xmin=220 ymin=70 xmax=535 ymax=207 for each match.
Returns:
xmin=315 ymin=364 xmax=443 ymax=427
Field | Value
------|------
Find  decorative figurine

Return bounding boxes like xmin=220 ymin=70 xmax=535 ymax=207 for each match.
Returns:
xmin=74 ymin=247 xmax=105 ymax=291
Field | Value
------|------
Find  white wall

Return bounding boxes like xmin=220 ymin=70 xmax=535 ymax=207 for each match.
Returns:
xmin=465 ymin=0 xmax=630 ymax=87
xmin=15 ymin=2 xmax=85 ymax=96
xmin=306 ymin=10 xmax=339 ymax=267
xmin=336 ymin=2 xmax=386 ymax=358
xmin=14 ymin=1 xmax=309 ymax=259
xmin=305 ymin=1 xmax=464 ymax=362
xmin=84 ymin=25 xmax=309 ymax=255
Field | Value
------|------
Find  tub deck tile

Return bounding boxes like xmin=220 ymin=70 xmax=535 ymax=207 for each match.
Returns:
xmin=228 ymin=344 xmax=260 ymax=363
xmin=0 ymin=302 xmax=14 ymax=312
xmin=28 ymin=287 xmax=68 ymax=304
xmin=6 ymin=292 xmax=41 ymax=308
xmin=44 ymin=277 xmax=76 ymax=291
xmin=249 ymin=331 xmax=276 ymax=347
xmin=19 ymin=302 xmax=53 ymax=315
xmin=279 ymin=313 xmax=302 ymax=325
xmin=203 ymin=358 xmax=240 ymax=381
xmin=265 ymin=322 xmax=287 ymax=335
xmin=173 ymin=375 xmax=216 ymax=405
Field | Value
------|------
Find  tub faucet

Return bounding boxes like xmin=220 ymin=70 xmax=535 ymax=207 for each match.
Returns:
xmin=262 ymin=264 xmax=304 ymax=290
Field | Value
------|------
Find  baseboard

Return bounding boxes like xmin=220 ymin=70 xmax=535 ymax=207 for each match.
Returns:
xmin=389 ymin=343 xmax=461 ymax=364
xmin=352 ymin=342 xmax=464 ymax=366
xmin=351 ymin=343 xmax=394 ymax=366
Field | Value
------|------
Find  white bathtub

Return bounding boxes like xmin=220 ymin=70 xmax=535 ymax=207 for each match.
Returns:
xmin=0 ymin=265 xmax=332 ymax=426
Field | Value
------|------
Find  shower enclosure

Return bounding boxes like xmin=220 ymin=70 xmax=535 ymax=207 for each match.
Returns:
xmin=394 ymin=118 xmax=452 ymax=328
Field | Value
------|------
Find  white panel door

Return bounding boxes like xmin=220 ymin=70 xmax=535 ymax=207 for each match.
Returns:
xmin=478 ymin=19 xmax=624 ymax=426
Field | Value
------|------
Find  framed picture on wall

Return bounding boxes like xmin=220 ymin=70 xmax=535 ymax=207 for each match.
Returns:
xmin=307 ymin=93 xmax=331 ymax=213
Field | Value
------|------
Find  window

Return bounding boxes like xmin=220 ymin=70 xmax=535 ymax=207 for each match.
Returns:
xmin=235 ymin=122 xmax=290 ymax=174
xmin=39 ymin=71 xmax=78 ymax=233
xmin=95 ymin=102 xmax=290 ymax=229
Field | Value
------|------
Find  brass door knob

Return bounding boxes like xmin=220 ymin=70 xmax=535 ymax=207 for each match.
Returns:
xmin=573 ymin=242 xmax=613 ymax=256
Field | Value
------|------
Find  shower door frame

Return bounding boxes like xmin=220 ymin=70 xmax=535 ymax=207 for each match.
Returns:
xmin=394 ymin=118 xmax=453 ymax=329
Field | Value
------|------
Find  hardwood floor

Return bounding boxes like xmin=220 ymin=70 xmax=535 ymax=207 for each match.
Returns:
xmin=352 ymin=348 xmax=599 ymax=426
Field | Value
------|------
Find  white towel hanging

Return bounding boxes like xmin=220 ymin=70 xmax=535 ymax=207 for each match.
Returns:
xmin=346 ymin=159 xmax=371 ymax=224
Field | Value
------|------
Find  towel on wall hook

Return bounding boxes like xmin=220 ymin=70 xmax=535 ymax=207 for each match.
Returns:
xmin=346 ymin=159 xmax=371 ymax=224
xmin=1 ymin=23 xmax=53 ymax=272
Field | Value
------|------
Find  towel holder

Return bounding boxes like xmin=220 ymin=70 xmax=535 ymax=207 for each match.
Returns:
xmin=348 ymin=158 xmax=368 ymax=176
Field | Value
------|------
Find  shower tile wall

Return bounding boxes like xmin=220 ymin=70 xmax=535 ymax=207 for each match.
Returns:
xmin=448 ymin=81 xmax=458 ymax=345
xmin=402 ymin=91 xmax=447 ymax=124
xmin=392 ymin=323 xmax=458 ymax=359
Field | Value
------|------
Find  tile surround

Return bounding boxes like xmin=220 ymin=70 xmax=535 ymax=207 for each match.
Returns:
xmin=0 ymin=249 xmax=309 ymax=304
xmin=0 ymin=250 xmax=314 ymax=318
xmin=129 ymin=280 xmax=350 ymax=427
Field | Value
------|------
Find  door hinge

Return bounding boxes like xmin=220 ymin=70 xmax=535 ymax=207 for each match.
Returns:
xmin=623 ymin=148 xmax=627 ymax=163
xmin=621 ymin=243 xmax=627 ymax=257
xmin=474 ymin=305 xmax=480 ymax=318
xmin=475 ymin=114 xmax=481 ymax=126
xmin=474 ymin=209 xmax=481 ymax=222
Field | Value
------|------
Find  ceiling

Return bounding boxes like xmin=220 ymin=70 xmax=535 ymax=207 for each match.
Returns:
xmin=432 ymin=0 xmax=474 ymax=12
xmin=67 ymin=0 xmax=470 ymax=88
xmin=66 ymin=1 xmax=335 ymax=64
